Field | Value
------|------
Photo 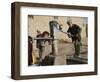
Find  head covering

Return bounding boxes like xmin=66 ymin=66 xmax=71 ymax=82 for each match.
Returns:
xmin=67 ymin=20 xmax=72 ymax=25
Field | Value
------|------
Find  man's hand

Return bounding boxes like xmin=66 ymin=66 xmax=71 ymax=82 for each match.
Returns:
xmin=67 ymin=32 xmax=72 ymax=38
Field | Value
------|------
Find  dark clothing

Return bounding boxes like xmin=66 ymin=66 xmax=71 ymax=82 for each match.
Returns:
xmin=67 ymin=24 xmax=81 ymax=42
xmin=36 ymin=34 xmax=43 ymax=59
xmin=74 ymin=42 xmax=80 ymax=57
xmin=67 ymin=24 xmax=81 ymax=57
xmin=28 ymin=41 xmax=33 ymax=65
xmin=67 ymin=24 xmax=81 ymax=35
xmin=36 ymin=34 xmax=42 ymax=49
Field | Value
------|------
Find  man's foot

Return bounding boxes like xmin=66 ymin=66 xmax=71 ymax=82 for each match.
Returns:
xmin=73 ymin=55 xmax=79 ymax=58
xmin=73 ymin=55 xmax=82 ymax=58
xmin=78 ymin=55 xmax=82 ymax=58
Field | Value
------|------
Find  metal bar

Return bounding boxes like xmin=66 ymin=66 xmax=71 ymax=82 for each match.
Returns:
xmin=33 ymin=37 xmax=58 ymax=40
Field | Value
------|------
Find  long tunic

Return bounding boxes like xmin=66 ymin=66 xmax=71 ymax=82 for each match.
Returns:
xmin=28 ymin=41 xmax=33 ymax=65
xmin=41 ymin=41 xmax=52 ymax=60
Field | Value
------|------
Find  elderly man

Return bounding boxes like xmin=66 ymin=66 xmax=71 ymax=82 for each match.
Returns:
xmin=67 ymin=20 xmax=82 ymax=58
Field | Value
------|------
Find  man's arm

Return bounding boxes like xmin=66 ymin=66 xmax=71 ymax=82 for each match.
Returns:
xmin=67 ymin=28 xmax=73 ymax=38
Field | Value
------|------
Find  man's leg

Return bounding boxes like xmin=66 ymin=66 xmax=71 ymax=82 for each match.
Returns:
xmin=74 ymin=41 xmax=80 ymax=57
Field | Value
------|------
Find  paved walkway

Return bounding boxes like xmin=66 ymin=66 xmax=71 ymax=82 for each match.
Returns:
xmin=30 ymin=42 xmax=88 ymax=66
xmin=54 ymin=42 xmax=88 ymax=65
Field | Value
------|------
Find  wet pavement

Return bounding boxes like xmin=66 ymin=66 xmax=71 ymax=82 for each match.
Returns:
xmin=30 ymin=42 xmax=88 ymax=66
xmin=54 ymin=42 xmax=88 ymax=65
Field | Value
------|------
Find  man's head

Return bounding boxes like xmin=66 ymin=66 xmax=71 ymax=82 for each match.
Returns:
xmin=42 ymin=31 xmax=49 ymax=38
xmin=67 ymin=20 xmax=72 ymax=27
xmin=37 ymin=30 xmax=41 ymax=34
